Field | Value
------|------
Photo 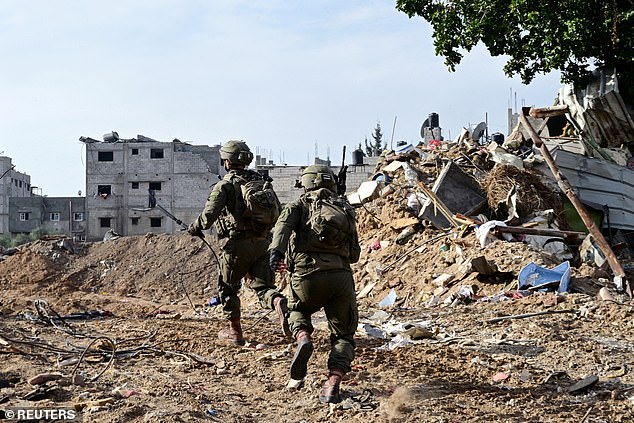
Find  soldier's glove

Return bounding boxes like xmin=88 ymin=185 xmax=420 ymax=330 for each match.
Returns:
xmin=269 ymin=249 xmax=287 ymax=273
xmin=188 ymin=223 xmax=203 ymax=238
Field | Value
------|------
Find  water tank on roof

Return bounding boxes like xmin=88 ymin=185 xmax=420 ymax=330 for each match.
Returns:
xmin=428 ymin=112 xmax=439 ymax=128
xmin=352 ymin=149 xmax=364 ymax=165
xmin=491 ymin=132 xmax=505 ymax=144
xmin=103 ymin=131 xmax=119 ymax=143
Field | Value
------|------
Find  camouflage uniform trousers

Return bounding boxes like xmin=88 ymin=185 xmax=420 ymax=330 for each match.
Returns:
xmin=218 ymin=233 xmax=279 ymax=319
xmin=287 ymin=269 xmax=358 ymax=373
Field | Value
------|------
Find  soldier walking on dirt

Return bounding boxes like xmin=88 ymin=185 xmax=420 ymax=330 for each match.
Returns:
xmin=188 ymin=140 xmax=290 ymax=346
xmin=269 ymin=164 xmax=361 ymax=403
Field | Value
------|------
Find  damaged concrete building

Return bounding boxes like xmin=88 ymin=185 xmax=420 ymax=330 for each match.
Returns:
xmin=81 ymin=133 xmax=378 ymax=241
xmin=0 ymin=156 xmax=32 ymax=235
xmin=81 ymin=133 xmax=222 ymax=241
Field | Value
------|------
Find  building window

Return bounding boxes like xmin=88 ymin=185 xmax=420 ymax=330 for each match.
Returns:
xmin=150 ymin=217 xmax=162 ymax=227
xmin=131 ymin=217 xmax=139 ymax=225
xmin=19 ymin=212 xmax=30 ymax=221
xmin=97 ymin=185 xmax=112 ymax=197
xmin=99 ymin=217 xmax=111 ymax=228
xmin=98 ymin=151 xmax=114 ymax=162
xmin=131 ymin=182 xmax=139 ymax=189
xmin=150 ymin=149 xmax=164 ymax=159
xmin=19 ymin=181 xmax=22 ymax=187
xmin=50 ymin=212 xmax=61 ymax=221
xmin=131 ymin=148 xmax=139 ymax=155
xmin=149 ymin=182 xmax=161 ymax=191
xmin=73 ymin=212 xmax=84 ymax=221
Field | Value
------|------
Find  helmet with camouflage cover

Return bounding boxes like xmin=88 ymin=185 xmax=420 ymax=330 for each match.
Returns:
xmin=300 ymin=165 xmax=337 ymax=192
xmin=220 ymin=140 xmax=253 ymax=166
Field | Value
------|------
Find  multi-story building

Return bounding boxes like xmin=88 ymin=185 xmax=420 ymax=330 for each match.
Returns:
xmin=82 ymin=134 xmax=221 ymax=241
xmin=4 ymin=136 xmax=378 ymax=242
xmin=0 ymin=156 xmax=32 ymax=235
xmin=9 ymin=196 xmax=86 ymax=239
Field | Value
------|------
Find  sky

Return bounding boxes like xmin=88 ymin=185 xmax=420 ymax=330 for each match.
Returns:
xmin=0 ymin=1 xmax=562 ymax=197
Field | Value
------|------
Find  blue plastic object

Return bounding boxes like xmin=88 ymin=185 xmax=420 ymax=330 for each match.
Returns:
xmin=371 ymin=172 xmax=391 ymax=183
xmin=518 ymin=261 xmax=570 ymax=293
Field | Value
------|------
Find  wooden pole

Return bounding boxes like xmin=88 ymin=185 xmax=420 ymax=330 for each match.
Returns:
xmin=519 ymin=110 xmax=629 ymax=295
xmin=529 ymin=105 xmax=569 ymax=118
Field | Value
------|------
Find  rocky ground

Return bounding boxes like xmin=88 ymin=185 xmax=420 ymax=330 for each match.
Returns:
xmin=1 ymin=225 xmax=633 ymax=422
xmin=2 ymin=145 xmax=634 ymax=422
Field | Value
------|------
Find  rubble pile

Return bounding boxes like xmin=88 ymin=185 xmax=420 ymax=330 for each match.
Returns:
xmin=1 ymin=77 xmax=634 ymax=420
xmin=349 ymin=106 xmax=634 ymax=312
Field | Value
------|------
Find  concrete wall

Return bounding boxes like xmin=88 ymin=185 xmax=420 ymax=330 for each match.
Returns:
xmin=0 ymin=156 xmax=32 ymax=235
xmin=9 ymin=196 xmax=85 ymax=238
xmin=85 ymin=140 xmax=221 ymax=241
xmin=257 ymin=156 xmax=379 ymax=205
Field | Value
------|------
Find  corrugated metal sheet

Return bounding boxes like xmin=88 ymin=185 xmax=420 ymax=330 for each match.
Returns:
xmin=552 ymin=149 xmax=634 ymax=231
xmin=558 ymin=69 xmax=634 ymax=148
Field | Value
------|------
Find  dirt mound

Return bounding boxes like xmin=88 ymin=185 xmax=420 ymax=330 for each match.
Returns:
xmin=0 ymin=233 xmax=220 ymax=316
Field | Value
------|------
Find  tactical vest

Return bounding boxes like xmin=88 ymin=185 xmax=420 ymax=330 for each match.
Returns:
xmin=217 ymin=170 xmax=280 ymax=236
xmin=293 ymin=188 xmax=358 ymax=258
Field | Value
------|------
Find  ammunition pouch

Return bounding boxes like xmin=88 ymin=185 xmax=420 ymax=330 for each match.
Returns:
xmin=216 ymin=216 xmax=231 ymax=239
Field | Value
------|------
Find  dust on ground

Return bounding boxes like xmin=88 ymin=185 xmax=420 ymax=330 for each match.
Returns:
xmin=1 ymin=224 xmax=634 ymax=423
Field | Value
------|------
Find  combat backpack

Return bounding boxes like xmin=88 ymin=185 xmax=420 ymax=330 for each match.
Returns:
xmin=306 ymin=188 xmax=356 ymax=247
xmin=234 ymin=171 xmax=281 ymax=230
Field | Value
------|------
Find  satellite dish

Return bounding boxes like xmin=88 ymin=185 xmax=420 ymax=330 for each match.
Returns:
xmin=471 ymin=122 xmax=487 ymax=142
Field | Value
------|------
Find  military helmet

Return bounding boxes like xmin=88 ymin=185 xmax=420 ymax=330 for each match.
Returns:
xmin=300 ymin=165 xmax=337 ymax=191
xmin=220 ymin=140 xmax=253 ymax=166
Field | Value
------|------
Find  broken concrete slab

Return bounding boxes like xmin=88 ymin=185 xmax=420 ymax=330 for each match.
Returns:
xmin=419 ymin=161 xmax=487 ymax=228
xmin=347 ymin=180 xmax=383 ymax=206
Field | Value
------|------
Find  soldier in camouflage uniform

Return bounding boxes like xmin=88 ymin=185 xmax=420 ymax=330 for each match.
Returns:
xmin=269 ymin=164 xmax=361 ymax=403
xmin=188 ymin=140 xmax=290 ymax=346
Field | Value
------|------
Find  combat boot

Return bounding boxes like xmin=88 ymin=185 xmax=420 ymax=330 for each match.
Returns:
xmin=218 ymin=317 xmax=245 ymax=346
xmin=319 ymin=368 xmax=345 ymax=403
xmin=290 ymin=329 xmax=313 ymax=380
xmin=273 ymin=296 xmax=292 ymax=338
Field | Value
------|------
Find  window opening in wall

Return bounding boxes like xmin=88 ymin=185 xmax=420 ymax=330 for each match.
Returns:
xmin=50 ymin=212 xmax=60 ymax=221
xmin=150 ymin=217 xmax=162 ymax=227
xmin=131 ymin=217 xmax=139 ymax=225
xmin=150 ymin=149 xmax=164 ymax=159
xmin=98 ymin=151 xmax=114 ymax=162
xmin=131 ymin=182 xmax=139 ymax=189
xmin=73 ymin=212 xmax=84 ymax=221
xmin=99 ymin=217 xmax=111 ymax=228
xmin=19 ymin=212 xmax=30 ymax=221
xmin=97 ymin=185 xmax=112 ymax=198
xmin=131 ymin=148 xmax=139 ymax=155
xmin=149 ymin=182 xmax=161 ymax=191
xmin=19 ymin=181 xmax=22 ymax=187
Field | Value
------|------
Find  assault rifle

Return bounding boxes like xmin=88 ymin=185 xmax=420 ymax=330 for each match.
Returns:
xmin=336 ymin=145 xmax=347 ymax=196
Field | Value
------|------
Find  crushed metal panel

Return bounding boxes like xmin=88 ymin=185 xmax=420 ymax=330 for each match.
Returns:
xmin=558 ymin=69 xmax=634 ymax=148
xmin=541 ymin=138 xmax=587 ymax=156
xmin=552 ymin=149 xmax=634 ymax=231
xmin=420 ymin=161 xmax=486 ymax=228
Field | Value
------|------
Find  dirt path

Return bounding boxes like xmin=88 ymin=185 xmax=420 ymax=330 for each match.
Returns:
xmin=1 ymin=234 xmax=634 ymax=422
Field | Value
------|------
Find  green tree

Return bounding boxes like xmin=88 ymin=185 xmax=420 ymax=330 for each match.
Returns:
xmin=365 ymin=122 xmax=385 ymax=156
xmin=0 ymin=227 xmax=49 ymax=249
xmin=396 ymin=0 xmax=634 ymax=98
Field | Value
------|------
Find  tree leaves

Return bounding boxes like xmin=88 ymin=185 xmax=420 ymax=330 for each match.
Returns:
xmin=396 ymin=0 xmax=634 ymax=93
